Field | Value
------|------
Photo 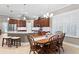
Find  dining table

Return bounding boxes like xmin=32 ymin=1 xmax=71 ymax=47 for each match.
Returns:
xmin=32 ymin=34 xmax=53 ymax=54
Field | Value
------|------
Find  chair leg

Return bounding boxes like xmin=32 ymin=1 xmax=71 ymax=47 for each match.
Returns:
xmin=58 ymin=48 xmax=60 ymax=54
xmin=19 ymin=39 xmax=21 ymax=46
xmin=14 ymin=40 xmax=15 ymax=46
xmin=29 ymin=49 xmax=31 ymax=54
xmin=15 ymin=40 xmax=18 ymax=48
xmin=58 ymin=47 xmax=64 ymax=54
xmin=61 ymin=47 xmax=64 ymax=52
xmin=11 ymin=39 xmax=13 ymax=45
xmin=6 ymin=39 xmax=8 ymax=45
xmin=2 ymin=38 xmax=4 ymax=47
xmin=8 ymin=39 xmax=11 ymax=47
xmin=33 ymin=51 xmax=36 ymax=54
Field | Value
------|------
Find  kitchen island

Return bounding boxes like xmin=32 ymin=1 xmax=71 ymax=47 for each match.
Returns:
xmin=7 ymin=31 xmax=35 ymax=42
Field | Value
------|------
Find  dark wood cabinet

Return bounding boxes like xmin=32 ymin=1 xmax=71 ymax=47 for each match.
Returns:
xmin=17 ymin=20 xmax=26 ymax=27
xmin=9 ymin=19 xmax=17 ymax=24
xmin=34 ymin=20 xmax=39 ymax=27
xmin=9 ymin=19 xmax=26 ymax=27
xmin=34 ymin=18 xmax=50 ymax=27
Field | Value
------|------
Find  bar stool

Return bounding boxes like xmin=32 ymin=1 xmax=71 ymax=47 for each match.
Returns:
xmin=11 ymin=37 xmax=21 ymax=48
xmin=2 ymin=37 xmax=12 ymax=47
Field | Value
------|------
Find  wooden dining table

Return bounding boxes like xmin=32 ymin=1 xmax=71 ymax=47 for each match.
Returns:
xmin=31 ymin=34 xmax=61 ymax=54
xmin=35 ymin=39 xmax=50 ymax=44
xmin=32 ymin=34 xmax=52 ymax=54
xmin=32 ymin=34 xmax=52 ymax=44
xmin=35 ymin=39 xmax=51 ymax=54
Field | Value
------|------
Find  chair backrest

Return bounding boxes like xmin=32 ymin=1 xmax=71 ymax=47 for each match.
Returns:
xmin=55 ymin=31 xmax=63 ymax=35
xmin=27 ymin=34 xmax=35 ymax=47
xmin=49 ymin=35 xmax=59 ymax=41
xmin=48 ymin=35 xmax=59 ymax=50
xmin=49 ymin=35 xmax=59 ymax=46
xmin=58 ymin=33 xmax=65 ymax=45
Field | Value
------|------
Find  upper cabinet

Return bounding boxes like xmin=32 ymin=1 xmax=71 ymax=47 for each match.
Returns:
xmin=17 ymin=20 xmax=26 ymax=27
xmin=9 ymin=19 xmax=17 ymax=24
xmin=9 ymin=19 xmax=26 ymax=27
xmin=34 ymin=17 xmax=50 ymax=27
xmin=34 ymin=20 xmax=39 ymax=27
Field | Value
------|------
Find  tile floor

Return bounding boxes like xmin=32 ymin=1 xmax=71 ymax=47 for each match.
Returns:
xmin=0 ymin=35 xmax=79 ymax=54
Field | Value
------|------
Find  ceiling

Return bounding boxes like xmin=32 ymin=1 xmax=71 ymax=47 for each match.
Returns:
xmin=0 ymin=4 xmax=71 ymax=19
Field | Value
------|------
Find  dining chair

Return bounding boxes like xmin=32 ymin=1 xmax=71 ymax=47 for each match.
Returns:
xmin=11 ymin=37 xmax=21 ymax=48
xmin=57 ymin=33 xmax=65 ymax=53
xmin=47 ymin=35 xmax=59 ymax=54
xmin=2 ymin=33 xmax=12 ymax=47
xmin=55 ymin=31 xmax=63 ymax=35
xmin=27 ymin=34 xmax=41 ymax=54
xmin=49 ymin=35 xmax=59 ymax=41
xmin=2 ymin=37 xmax=12 ymax=47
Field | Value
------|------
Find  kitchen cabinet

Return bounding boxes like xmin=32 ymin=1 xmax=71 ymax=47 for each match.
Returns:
xmin=34 ymin=18 xmax=50 ymax=27
xmin=17 ymin=20 xmax=26 ymax=27
xmin=9 ymin=19 xmax=26 ymax=27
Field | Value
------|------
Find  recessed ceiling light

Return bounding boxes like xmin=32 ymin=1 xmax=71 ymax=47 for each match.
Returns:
xmin=23 ymin=17 xmax=26 ymax=20
xmin=50 ymin=13 xmax=53 ymax=17
xmin=24 ymin=4 xmax=27 ymax=6
xmin=7 ymin=17 xmax=10 ymax=20
xmin=43 ymin=14 xmax=47 ymax=17
xmin=46 ymin=13 xmax=49 ymax=16
xmin=10 ymin=10 xmax=13 ymax=13
xmin=6 ymin=5 xmax=10 ymax=8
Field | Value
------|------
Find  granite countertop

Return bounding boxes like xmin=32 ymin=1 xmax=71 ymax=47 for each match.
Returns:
xmin=7 ymin=31 xmax=34 ymax=34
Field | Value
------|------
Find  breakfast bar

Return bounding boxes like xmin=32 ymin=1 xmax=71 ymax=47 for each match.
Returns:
xmin=7 ymin=31 xmax=35 ymax=42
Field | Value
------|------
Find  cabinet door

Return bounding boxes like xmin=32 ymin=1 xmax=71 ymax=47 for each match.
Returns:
xmin=22 ymin=20 xmax=26 ymax=27
xmin=34 ymin=18 xmax=50 ymax=27
xmin=45 ymin=19 xmax=49 ymax=27
xmin=39 ymin=19 xmax=49 ymax=27
xmin=17 ymin=20 xmax=26 ymax=27
xmin=34 ymin=20 xmax=39 ymax=27
xmin=9 ymin=19 xmax=17 ymax=24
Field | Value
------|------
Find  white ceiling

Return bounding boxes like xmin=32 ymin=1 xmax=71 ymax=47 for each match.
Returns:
xmin=0 ymin=4 xmax=71 ymax=19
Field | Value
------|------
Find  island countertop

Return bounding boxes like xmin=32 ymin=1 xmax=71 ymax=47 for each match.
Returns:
xmin=7 ymin=31 xmax=35 ymax=34
xmin=7 ymin=31 xmax=35 ymax=42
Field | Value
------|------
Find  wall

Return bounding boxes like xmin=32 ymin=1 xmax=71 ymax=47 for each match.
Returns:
xmin=0 ymin=16 xmax=8 ymax=33
xmin=52 ymin=9 xmax=79 ymax=38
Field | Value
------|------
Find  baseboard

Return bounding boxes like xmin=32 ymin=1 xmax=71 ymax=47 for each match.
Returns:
xmin=66 ymin=35 xmax=79 ymax=39
xmin=21 ymin=42 xmax=29 ymax=46
xmin=64 ymin=42 xmax=79 ymax=48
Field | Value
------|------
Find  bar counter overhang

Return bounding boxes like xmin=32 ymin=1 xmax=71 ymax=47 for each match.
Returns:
xmin=7 ymin=31 xmax=35 ymax=42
